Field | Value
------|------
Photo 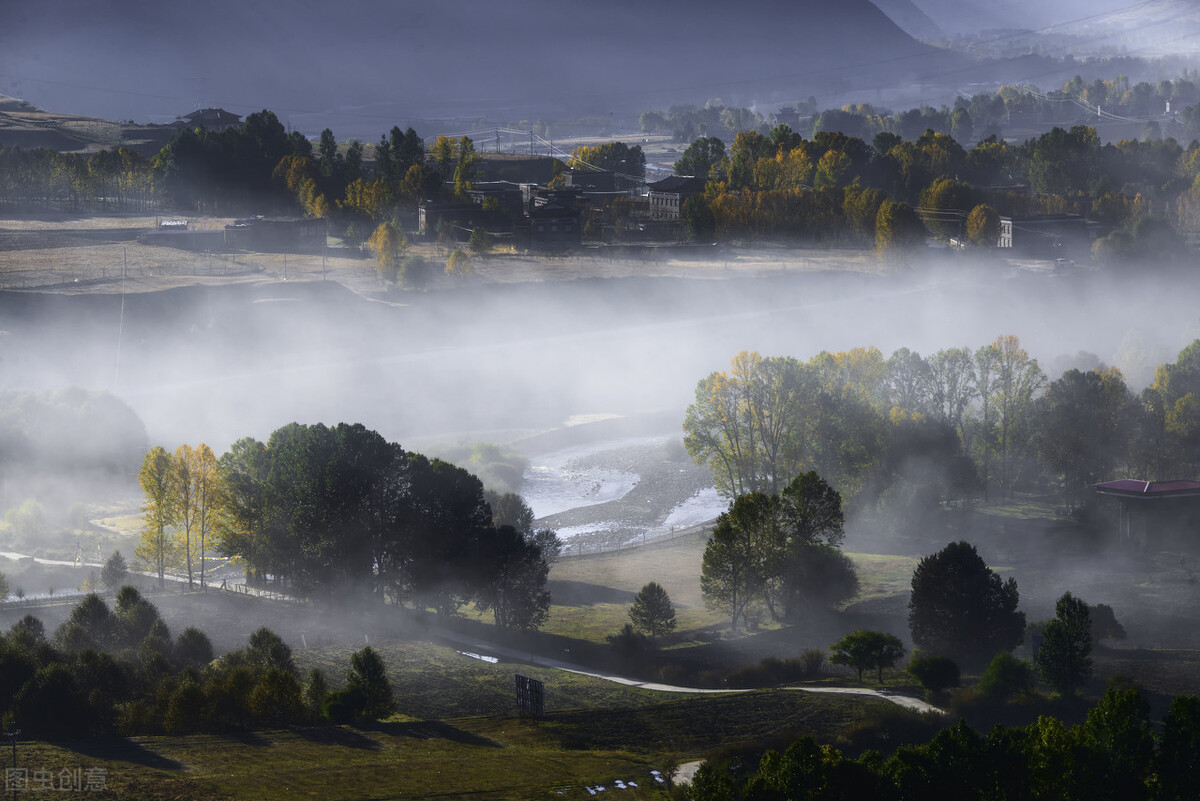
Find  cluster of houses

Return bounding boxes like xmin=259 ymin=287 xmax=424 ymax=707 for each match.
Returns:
xmin=419 ymin=162 xmax=708 ymax=253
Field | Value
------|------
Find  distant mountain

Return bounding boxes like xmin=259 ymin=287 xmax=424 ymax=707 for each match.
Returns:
xmin=871 ymin=0 xmax=947 ymax=42
xmin=0 ymin=0 xmax=964 ymax=137
xmin=906 ymin=0 xmax=1007 ymax=36
xmin=909 ymin=0 xmax=1193 ymax=38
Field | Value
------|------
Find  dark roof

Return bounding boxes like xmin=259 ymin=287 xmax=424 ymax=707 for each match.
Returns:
xmin=179 ymin=108 xmax=242 ymax=126
xmin=1094 ymin=479 xmax=1200 ymax=499
xmin=647 ymin=175 xmax=706 ymax=194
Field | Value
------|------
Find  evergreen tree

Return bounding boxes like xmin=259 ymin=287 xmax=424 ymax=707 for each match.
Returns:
xmin=347 ymin=646 xmax=394 ymax=720
xmin=1035 ymin=591 xmax=1093 ymax=695
xmin=908 ymin=541 xmax=1024 ymax=668
xmin=100 ymin=550 xmax=128 ymax=589
xmin=628 ymin=581 xmax=677 ymax=641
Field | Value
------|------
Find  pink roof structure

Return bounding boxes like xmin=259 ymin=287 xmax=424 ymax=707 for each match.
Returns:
xmin=1094 ymin=479 xmax=1200 ymax=499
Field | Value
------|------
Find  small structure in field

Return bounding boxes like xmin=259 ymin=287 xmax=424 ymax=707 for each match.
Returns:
xmin=1094 ymin=479 xmax=1200 ymax=548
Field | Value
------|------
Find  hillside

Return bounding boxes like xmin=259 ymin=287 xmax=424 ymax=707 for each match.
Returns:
xmin=0 ymin=0 xmax=964 ymax=136
xmin=872 ymin=0 xmax=947 ymax=42
xmin=0 ymin=93 xmax=177 ymax=154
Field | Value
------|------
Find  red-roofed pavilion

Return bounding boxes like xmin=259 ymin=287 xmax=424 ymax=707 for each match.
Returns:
xmin=1094 ymin=479 xmax=1200 ymax=546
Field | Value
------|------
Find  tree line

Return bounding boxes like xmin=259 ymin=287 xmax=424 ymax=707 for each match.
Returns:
xmin=0 ymin=586 xmax=395 ymax=738
xmin=137 ymin=422 xmax=557 ymax=631
xmin=671 ymin=120 xmax=1199 ymax=258
xmin=688 ymin=685 xmax=1200 ymax=801
xmin=645 ymin=76 xmax=1200 ymax=149
xmin=685 ymin=339 xmax=1200 ymax=522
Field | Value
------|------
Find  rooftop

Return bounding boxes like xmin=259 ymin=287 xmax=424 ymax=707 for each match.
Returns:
xmin=1094 ymin=479 xmax=1200 ymax=498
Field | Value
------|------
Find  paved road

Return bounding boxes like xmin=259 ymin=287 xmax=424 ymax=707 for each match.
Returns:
xmin=430 ymin=624 xmax=944 ymax=714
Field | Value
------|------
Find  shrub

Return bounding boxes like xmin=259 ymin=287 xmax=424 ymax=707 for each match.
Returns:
xmin=907 ymin=654 xmax=961 ymax=696
xmin=977 ymin=651 xmax=1036 ymax=701
xmin=800 ymin=648 xmax=826 ymax=678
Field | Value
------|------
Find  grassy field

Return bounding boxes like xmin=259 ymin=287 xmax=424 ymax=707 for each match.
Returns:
xmin=295 ymin=640 xmax=680 ymax=720
xmin=15 ymin=646 xmax=896 ymax=801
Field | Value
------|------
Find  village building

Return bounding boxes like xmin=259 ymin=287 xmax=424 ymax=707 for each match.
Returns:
xmin=223 ymin=216 xmax=325 ymax=252
xmin=175 ymin=108 xmax=243 ymax=132
xmin=647 ymin=175 xmax=707 ymax=220
xmin=997 ymin=213 xmax=1103 ymax=257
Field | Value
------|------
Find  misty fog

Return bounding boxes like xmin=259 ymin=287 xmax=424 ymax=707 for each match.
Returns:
xmin=0 ymin=260 xmax=1191 ymax=487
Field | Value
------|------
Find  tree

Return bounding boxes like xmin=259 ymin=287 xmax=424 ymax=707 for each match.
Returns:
xmin=875 ymin=199 xmax=926 ymax=256
xmin=1035 ymin=592 xmax=1092 ymax=695
xmin=347 ymin=646 xmax=394 ymax=720
xmin=681 ymin=195 xmax=715 ymax=240
xmin=684 ymin=351 xmax=808 ymax=498
xmin=907 ymin=654 xmax=960 ymax=695
xmin=1089 ymin=603 xmax=1126 ymax=643
xmin=468 ymin=226 xmax=493 ymax=254
xmin=991 ymin=335 xmax=1046 ymax=499
xmin=829 ymin=629 xmax=905 ymax=683
xmin=568 ymin=142 xmax=646 ymax=178
xmin=475 ymin=525 xmax=551 ymax=631
xmin=965 ymin=203 xmax=1000 ymax=246
xmin=175 ymin=626 xmax=214 ymax=668
xmin=453 ymin=136 xmax=482 ymax=198
xmin=189 ymin=443 xmax=221 ymax=589
xmin=304 ymin=668 xmax=330 ymax=719
xmin=908 ymin=541 xmax=1025 ymax=668
xmin=1082 ymin=686 xmax=1155 ymax=799
xmin=136 ymin=446 xmax=175 ymax=586
xmin=247 ymin=627 xmax=296 ymax=675
xmin=1158 ymin=695 xmax=1200 ymax=801
xmin=100 ymin=550 xmax=128 ymax=589
xmin=674 ymin=136 xmax=725 ymax=180
xmin=0 ymin=570 xmax=7 ymax=599
xmin=776 ymin=472 xmax=855 ymax=618
xmin=629 ymin=581 xmax=677 ymax=641
xmin=701 ymin=502 xmax=764 ymax=631
xmin=367 ymin=221 xmax=406 ymax=283
xmin=445 ymin=248 xmax=473 ymax=278
xmin=1034 ymin=369 xmax=1131 ymax=506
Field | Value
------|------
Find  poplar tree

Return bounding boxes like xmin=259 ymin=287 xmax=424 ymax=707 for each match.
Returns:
xmin=137 ymin=446 xmax=176 ymax=586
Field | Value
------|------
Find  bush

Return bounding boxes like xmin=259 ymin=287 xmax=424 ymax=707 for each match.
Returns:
xmin=907 ymin=654 xmax=960 ymax=696
xmin=606 ymin=623 xmax=649 ymax=660
xmin=800 ymin=648 xmax=826 ymax=678
xmin=977 ymin=651 xmax=1037 ymax=701
xmin=324 ymin=686 xmax=368 ymax=724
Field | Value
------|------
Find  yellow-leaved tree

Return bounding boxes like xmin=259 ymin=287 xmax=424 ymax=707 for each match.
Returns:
xmin=171 ymin=444 xmax=198 ymax=586
xmin=367 ymin=222 xmax=406 ymax=283
xmin=192 ymin=444 xmax=223 ymax=590
xmin=136 ymin=446 xmax=176 ymax=586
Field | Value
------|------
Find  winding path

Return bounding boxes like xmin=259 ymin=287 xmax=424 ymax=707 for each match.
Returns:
xmin=430 ymin=625 xmax=944 ymax=715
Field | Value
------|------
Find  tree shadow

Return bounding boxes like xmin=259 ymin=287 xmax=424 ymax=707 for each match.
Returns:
xmin=546 ymin=579 xmax=635 ymax=607
xmin=217 ymin=730 xmax=273 ymax=747
xmin=56 ymin=738 xmax=185 ymax=771
xmin=361 ymin=720 xmax=503 ymax=748
xmin=293 ymin=726 xmax=381 ymax=751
